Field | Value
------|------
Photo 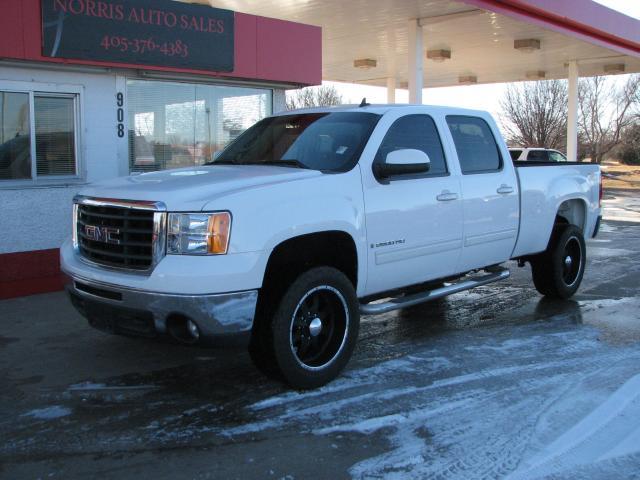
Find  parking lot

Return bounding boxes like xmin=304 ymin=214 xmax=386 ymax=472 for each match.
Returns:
xmin=1 ymin=189 xmax=639 ymax=480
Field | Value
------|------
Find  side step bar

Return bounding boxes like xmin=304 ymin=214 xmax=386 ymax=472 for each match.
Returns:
xmin=359 ymin=268 xmax=510 ymax=315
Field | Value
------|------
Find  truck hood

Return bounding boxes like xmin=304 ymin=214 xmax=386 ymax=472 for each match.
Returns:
xmin=78 ymin=165 xmax=322 ymax=211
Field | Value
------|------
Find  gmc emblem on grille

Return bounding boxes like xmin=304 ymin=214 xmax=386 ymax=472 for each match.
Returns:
xmin=84 ymin=225 xmax=121 ymax=245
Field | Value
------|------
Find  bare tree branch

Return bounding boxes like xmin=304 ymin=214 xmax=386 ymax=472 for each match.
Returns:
xmin=578 ymin=74 xmax=640 ymax=163
xmin=286 ymin=85 xmax=343 ymax=110
xmin=499 ymin=80 xmax=568 ymax=150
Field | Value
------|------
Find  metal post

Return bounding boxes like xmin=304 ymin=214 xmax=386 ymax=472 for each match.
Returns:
xmin=407 ymin=19 xmax=423 ymax=104
xmin=567 ymin=60 xmax=579 ymax=162
xmin=386 ymin=77 xmax=396 ymax=104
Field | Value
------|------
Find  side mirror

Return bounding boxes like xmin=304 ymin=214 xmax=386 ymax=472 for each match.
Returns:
xmin=374 ymin=149 xmax=431 ymax=179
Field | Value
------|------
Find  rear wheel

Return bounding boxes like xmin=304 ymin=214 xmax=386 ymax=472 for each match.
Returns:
xmin=260 ymin=267 xmax=360 ymax=389
xmin=531 ymin=224 xmax=586 ymax=299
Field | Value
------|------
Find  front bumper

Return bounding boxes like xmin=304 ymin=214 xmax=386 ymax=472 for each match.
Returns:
xmin=66 ymin=275 xmax=258 ymax=346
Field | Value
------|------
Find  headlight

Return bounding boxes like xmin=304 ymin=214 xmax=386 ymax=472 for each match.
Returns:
xmin=167 ymin=212 xmax=231 ymax=255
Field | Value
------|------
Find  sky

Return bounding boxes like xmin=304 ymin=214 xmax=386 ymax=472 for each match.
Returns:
xmin=323 ymin=0 xmax=640 ymax=119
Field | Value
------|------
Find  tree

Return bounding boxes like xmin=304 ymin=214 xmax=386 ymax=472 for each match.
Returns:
xmin=615 ymin=122 xmax=640 ymax=165
xmin=286 ymin=84 xmax=343 ymax=110
xmin=499 ymin=80 xmax=568 ymax=150
xmin=578 ymin=75 xmax=640 ymax=163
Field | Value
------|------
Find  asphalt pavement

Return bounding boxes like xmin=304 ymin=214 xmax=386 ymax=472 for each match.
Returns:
xmin=1 ymin=189 xmax=639 ymax=480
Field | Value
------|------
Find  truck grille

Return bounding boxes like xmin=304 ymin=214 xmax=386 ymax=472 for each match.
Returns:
xmin=76 ymin=203 xmax=159 ymax=271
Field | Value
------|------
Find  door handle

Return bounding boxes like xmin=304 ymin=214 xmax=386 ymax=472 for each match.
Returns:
xmin=436 ymin=191 xmax=459 ymax=202
xmin=497 ymin=184 xmax=514 ymax=195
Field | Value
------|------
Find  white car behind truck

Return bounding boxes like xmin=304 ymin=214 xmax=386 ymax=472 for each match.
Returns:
xmin=61 ymin=104 xmax=602 ymax=388
xmin=509 ymin=147 xmax=568 ymax=162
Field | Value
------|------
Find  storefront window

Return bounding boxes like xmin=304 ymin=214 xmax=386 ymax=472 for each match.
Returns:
xmin=127 ymin=80 xmax=272 ymax=173
xmin=0 ymin=90 xmax=78 ymax=182
xmin=35 ymin=96 xmax=77 ymax=176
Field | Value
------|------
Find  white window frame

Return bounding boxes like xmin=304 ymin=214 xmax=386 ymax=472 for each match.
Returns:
xmin=0 ymin=79 xmax=84 ymax=188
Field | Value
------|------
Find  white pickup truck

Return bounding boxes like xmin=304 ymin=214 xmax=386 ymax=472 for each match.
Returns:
xmin=61 ymin=104 xmax=602 ymax=388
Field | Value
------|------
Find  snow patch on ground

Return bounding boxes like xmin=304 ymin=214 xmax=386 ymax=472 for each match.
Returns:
xmin=588 ymin=247 xmax=635 ymax=258
xmin=578 ymin=297 xmax=637 ymax=309
xmin=22 ymin=406 xmax=72 ymax=420
xmin=597 ymin=222 xmax=617 ymax=233
xmin=602 ymin=195 xmax=640 ymax=223
xmin=68 ymin=381 xmax=158 ymax=391
xmin=507 ymin=374 xmax=640 ymax=479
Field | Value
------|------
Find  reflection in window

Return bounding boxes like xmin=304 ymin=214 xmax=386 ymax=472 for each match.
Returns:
xmin=1 ymin=91 xmax=78 ymax=181
xmin=127 ymin=80 xmax=272 ymax=173
xmin=0 ymin=92 xmax=31 ymax=180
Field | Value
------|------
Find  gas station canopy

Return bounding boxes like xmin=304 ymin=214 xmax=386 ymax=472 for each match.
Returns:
xmin=212 ymin=0 xmax=640 ymax=89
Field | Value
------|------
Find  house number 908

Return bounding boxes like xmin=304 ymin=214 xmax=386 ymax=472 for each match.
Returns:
xmin=116 ymin=92 xmax=125 ymax=138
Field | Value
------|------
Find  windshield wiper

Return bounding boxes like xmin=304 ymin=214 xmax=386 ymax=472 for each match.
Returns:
xmin=207 ymin=160 xmax=236 ymax=165
xmin=259 ymin=160 xmax=310 ymax=169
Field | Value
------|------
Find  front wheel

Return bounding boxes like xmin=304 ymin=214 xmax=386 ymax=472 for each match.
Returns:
xmin=531 ymin=224 xmax=586 ymax=299
xmin=269 ymin=267 xmax=360 ymax=389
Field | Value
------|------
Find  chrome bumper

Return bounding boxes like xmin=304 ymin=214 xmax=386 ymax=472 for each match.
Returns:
xmin=66 ymin=275 xmax=258 ymax=346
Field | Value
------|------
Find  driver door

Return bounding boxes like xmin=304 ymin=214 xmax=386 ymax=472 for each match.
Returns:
xmin=361 ymin=113 xmax=463 ymax=296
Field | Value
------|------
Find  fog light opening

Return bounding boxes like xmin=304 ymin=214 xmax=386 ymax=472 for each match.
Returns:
xmin=187 ymin=319 xmax=200 ymax=340
xmin=166 ymin=315 xmax=200 ymax=345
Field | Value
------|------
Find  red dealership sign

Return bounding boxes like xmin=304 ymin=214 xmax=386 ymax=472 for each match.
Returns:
xmin=41 ymin=0 xmax=234 ymax=71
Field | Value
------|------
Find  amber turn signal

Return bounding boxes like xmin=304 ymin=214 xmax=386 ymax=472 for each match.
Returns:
xmin=207 ymin=212 xmax=231 ymax=254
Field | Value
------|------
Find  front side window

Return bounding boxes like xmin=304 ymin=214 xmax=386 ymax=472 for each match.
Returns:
xmin=549 ymin=151 xmax=567 ymax=162
xmin=446 ymin=115 xmax=502 ymax=174
xmin=212 ymin=112 xmax=380 ymax=172
xmin=374 ymin=114 xmax=448 ymax=176
xmin=127 ymin=80 xmax=272 ymax=173
xmin=0 ymin=90 xmax=78 ymax=182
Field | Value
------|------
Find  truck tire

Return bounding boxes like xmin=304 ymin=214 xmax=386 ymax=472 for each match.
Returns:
xmin=531 ymin=224 xmax=586 ymax=299
xmin=267 ymin=267 xmax=360 ymax=389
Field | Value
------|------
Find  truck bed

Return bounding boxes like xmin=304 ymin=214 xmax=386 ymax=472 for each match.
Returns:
xmin=511 ymin=162 xmax=601 ymax=258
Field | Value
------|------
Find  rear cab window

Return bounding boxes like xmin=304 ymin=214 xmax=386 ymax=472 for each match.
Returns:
xmin=446 ymin=115 xmax=502 ymax=174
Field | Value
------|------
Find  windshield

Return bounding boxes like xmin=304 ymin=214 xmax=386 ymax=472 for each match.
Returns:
xmin=209 ymin=112 xmax=380 ymax=172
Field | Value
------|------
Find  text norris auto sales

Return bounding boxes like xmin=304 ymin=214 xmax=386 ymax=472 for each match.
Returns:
xmin=52 ymin=0 xmax=227 ymax=33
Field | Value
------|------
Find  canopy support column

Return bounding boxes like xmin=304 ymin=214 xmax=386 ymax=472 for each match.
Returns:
xmin=387 ymin=77 xmax=396 ymax=104
xmin=567 ymin=60 xmax=579 ymax=162
xmin=408 ymin=19 xmax=423 ymax=104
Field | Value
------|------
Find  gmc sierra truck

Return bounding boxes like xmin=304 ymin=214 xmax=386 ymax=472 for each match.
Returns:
xmin=61 ymin=104 xmax=602 ymax=388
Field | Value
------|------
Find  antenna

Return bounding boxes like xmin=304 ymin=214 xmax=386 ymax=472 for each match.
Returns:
xmin=359 ymin=97 xmax=370 ymax=107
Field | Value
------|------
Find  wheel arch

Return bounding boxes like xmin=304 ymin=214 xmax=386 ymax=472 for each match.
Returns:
xmin=262 ymin=230 xmax=359 ymax=293
xmin=556 ymin=197 xmax=588 ymax=233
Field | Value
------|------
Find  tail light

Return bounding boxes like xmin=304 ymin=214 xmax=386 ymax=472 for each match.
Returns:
xmin=599 ymin=174 xmax=603 ymax=208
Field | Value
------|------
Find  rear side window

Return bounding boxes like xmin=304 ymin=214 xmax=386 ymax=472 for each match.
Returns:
xmin=375 ymin=114 xmax=448 ymax=176
xmin=527 ymin=150 xmax=550 ymax=162
xmin=509 ymin=149 xmax=522 ymax=161
xmin=446 ymin=116 xmax=502 ymax=174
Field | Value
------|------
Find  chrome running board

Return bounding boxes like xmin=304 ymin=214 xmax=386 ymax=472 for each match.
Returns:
xmin=359 ymin=268 xmax=510 ymax=315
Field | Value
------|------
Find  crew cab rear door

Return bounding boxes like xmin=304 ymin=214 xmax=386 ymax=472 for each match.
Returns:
xmin=444 ymin=115 xmax=519 ymax=272
xmin=360 ymin=112 xmax=463 ymax=296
